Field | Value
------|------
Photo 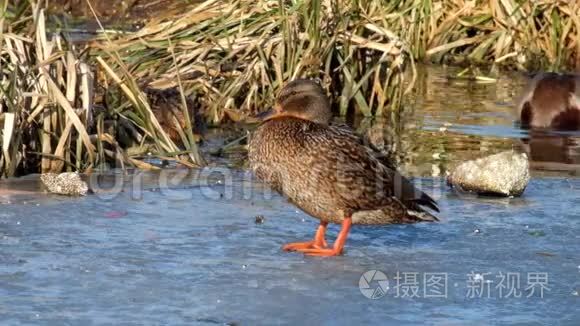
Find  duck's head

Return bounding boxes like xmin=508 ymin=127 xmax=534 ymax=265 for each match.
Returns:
xmin=257 ymin=79 xmax=332 ymax=124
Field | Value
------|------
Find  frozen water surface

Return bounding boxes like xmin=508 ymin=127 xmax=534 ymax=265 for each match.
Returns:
xmin=1 ymin=171 xmax=578 ymax=325
xmin=1 ymin=66 xmax=579 ymax=325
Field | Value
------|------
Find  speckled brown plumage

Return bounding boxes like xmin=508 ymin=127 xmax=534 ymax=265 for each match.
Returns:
xmin=248 ymin=79 xmax=439 ymax=256
xmin=517 ymin=73 xmax=580 ymax=130
xmin=249 ymin=117 xmax=438 ymax=225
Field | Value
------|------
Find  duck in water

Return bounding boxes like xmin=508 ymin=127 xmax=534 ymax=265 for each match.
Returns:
xmin=516 ymin=72 xmax=580 ymax=130
xmin=248 ymin=79 xmax=439 ymax=256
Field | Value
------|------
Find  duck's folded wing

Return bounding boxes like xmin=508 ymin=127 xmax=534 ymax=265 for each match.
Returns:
xmin=329 ymin=123 xmax=439 ymax=213
xmin=330 ymin=122 xmax=397 ymax=168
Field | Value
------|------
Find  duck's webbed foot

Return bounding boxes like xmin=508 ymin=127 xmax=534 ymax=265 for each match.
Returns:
xmin=282 ymin=221 xmax=328 ymax=252
xmin=301 ymin=217 xmax=352 ymax=257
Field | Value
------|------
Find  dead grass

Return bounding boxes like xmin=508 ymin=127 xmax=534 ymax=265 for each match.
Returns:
xmin=0 ymin=3 xmax=203 ymax=177
xmin=96 ymin=0 xmax=415 ymax=122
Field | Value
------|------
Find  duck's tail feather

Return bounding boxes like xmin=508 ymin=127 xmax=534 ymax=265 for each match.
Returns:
xmin=407 ymin=209 xmax=439 ymax=222
xmin=413 ymin=191 xmax=439 ymax=213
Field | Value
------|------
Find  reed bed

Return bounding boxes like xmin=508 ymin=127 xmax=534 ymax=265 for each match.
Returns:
xmin=96 ymin=0 xmax=414 ymax=121
xmin=0 ymin=3 xmax=203 ymax=178
xmin=1 ymin=6 xmax=98 ymax=177
xmin=97 ymin=0 xmax=580 ymax=126
xmin=389 ymin=0 xmax=580 ymax=71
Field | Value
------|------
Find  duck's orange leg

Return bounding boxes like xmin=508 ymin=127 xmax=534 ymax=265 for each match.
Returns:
xmin=283 ymin=221 xmax=328 ymax=252
xmin=301 ymin=217 xmax=352 ymax=257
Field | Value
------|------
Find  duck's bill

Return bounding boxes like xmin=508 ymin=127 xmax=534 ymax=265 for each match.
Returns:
xmin=254 ymin=107 xmax=276 ymax=121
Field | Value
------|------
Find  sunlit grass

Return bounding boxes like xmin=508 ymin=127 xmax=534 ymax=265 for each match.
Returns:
xmin=0 ymin=3 xmax=204 ymax=177
xmin=97 ymin=0 xmax=414 ymax=122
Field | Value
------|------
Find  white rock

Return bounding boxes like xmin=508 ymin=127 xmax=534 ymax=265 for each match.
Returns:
xmin=447 ymin=151 xmax=530 ymax=196
xmin=40 ymin=172 xmax=89 ymax=196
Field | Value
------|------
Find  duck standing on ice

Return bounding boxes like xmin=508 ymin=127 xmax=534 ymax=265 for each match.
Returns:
xmin=248 ymin=79 xmax=439 ymax=256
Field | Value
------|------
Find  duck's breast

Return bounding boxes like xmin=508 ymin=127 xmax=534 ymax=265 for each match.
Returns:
xmin=248 ymin=119 xmax=353 ymax=222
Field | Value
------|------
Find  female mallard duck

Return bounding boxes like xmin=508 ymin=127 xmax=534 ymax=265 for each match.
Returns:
xmin=248 ymin=79 xmax=439 ymax=256
xmin=516 ymin=72 xmax=580 ymax=130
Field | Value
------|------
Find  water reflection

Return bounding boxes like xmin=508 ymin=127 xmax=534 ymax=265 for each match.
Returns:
xmin=350 ymin=65 xmax=580 ymax=178
xmin=346 ymin=65 xmax=520 ymax=177
xmin=518 ymin=130 xmax=580 ymax=175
